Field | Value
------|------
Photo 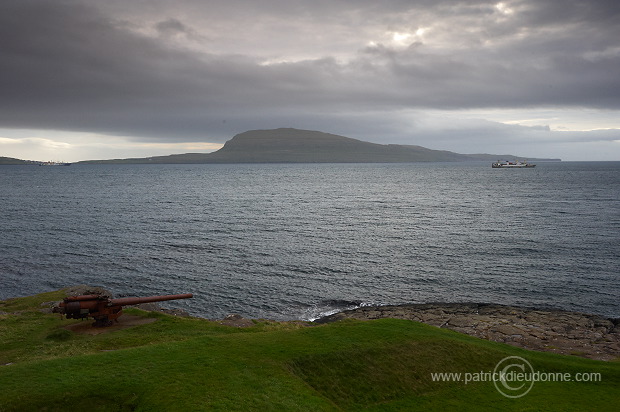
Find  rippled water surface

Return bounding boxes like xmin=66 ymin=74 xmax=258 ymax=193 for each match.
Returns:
xmin=1 ymin=162 xmax=619 ymax=320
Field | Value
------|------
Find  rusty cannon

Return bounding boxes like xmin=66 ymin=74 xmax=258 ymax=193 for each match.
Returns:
xmin=53 ymin=293 xmax=193 ymax=327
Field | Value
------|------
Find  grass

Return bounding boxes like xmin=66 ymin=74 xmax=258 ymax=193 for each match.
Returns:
xmin=1 ymin=290 xmax=619 ymax=411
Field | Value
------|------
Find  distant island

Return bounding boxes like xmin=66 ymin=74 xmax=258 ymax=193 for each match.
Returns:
xmin=3 ymin=128 xmax=561 ymax=165
xmin=0 ymin=156 xmax=38 ymax=165
xmin=79 ymin=129 xmax=559 ymax=164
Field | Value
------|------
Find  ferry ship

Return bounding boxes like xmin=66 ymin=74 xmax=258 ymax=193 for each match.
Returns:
xmin=492 ymin=160 xmax=535 ymax=168
xmin=39 ymin=161 xmax=71 ymax=166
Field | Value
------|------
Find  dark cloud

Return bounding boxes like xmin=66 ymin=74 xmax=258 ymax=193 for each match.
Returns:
xmin=155 ymin=18 xmax=188 ymax=36
xmin=0 ymin=0 xmax=619 ymax=153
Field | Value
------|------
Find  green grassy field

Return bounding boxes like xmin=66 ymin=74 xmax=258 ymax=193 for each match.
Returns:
xmin=1 ymin=290 xmax=618 ymax=411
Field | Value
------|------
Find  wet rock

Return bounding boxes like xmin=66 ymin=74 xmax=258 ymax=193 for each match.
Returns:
xmin=492 ymin=325 xmax=525 ymax=336
xmin=446 ymin=317 xmax=473 ymax=328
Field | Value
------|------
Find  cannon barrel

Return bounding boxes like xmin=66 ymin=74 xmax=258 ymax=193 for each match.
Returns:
xmin=109 ymin=293 xmax=193 ymax=307
xmin=54 ymin=292 xmax=193 ymax=327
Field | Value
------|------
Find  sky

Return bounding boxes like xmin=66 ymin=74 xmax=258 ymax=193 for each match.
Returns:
xmin=1 ymin=0 xmax=619 ymax=162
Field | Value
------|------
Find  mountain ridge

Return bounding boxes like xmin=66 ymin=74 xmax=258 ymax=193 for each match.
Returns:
xmin=79 ymin=128 xmax=561 ymax=164
xmin=0 ymin=156 xmax=38 ymax=165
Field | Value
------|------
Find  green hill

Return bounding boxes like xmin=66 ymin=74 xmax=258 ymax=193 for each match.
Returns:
xmin=0 ymin=156 xmax=37 ymax=165
xmin=204 ymin=128 xmax=468 ymax=163
xmin=80 ymin=128 xmax=560 ymax=164
xmin=0 ymin=290 xmax=616 ymax=411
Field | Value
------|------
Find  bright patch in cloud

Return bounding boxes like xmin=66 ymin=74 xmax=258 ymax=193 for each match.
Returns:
xmin=392 ymin=32 xmax=412 ymax=44
xmin=495 ymin=2 xmax=514 ymax=15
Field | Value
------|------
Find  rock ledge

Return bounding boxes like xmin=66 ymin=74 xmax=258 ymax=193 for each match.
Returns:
xmin=315 ymin=303 xmax=620 ymax=361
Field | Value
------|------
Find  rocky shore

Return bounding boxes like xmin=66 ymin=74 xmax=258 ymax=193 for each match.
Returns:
xmin=315 ymin=303 xmax=620 ymax=361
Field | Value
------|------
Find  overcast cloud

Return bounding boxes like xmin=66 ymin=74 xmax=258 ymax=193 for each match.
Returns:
xmin=1 ymin=0 xmax=619 ymax=161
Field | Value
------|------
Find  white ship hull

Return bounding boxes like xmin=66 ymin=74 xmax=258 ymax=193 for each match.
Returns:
xmin=492 ymin=161 xmax=535 ymax=168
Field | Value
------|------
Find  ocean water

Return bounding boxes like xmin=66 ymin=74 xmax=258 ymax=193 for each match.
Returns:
xmin=1 ymin=162 xmax=619 ymax=320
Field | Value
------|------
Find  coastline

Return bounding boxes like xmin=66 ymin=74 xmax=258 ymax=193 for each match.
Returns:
xmin=314 ymin=302 xmax=620 ymax=361
xmin=11 ymin=286 xmax=620 ymax=361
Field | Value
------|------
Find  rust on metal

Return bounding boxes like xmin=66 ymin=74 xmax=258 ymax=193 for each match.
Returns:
xmin=53 ymin=293 xmax=193 ymax=327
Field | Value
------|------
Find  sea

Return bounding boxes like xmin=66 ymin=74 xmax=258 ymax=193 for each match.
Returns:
xmin=1 ymin=162 xmax=619 ymax=321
